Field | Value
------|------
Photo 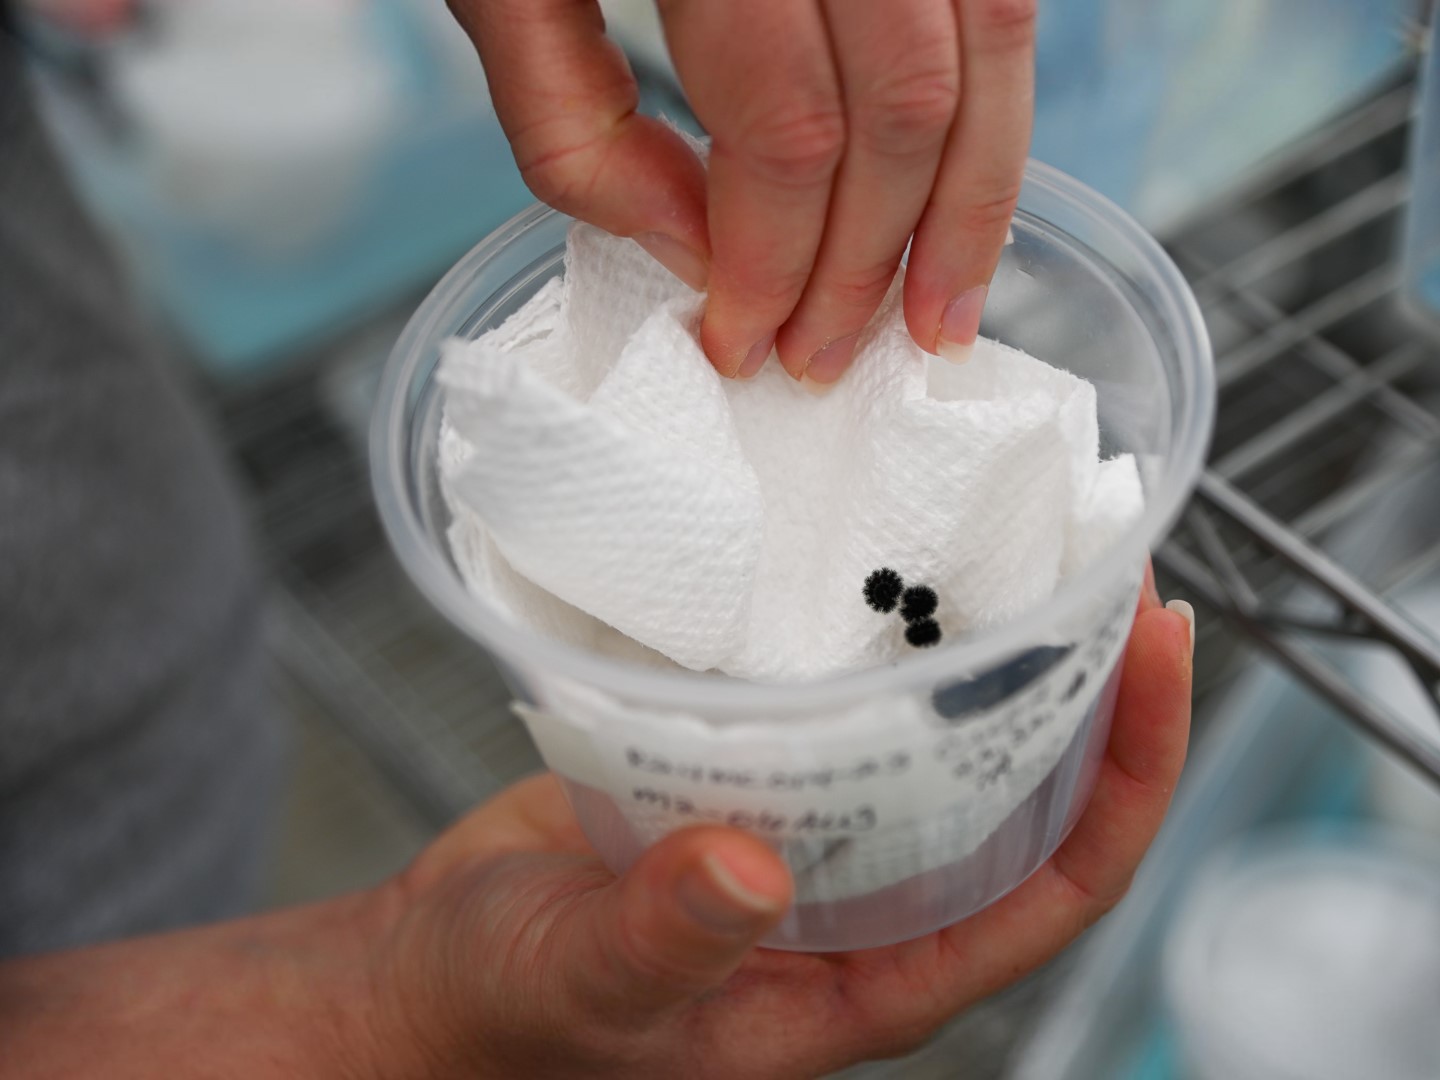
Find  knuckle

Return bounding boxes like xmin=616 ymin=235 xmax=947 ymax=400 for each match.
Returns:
xmin=971 ymin=0 xmax=1038 ymax=50
xmin=955 ymin=186 xmax=1023 ymax=236
xmin=853 ymin=68 xmax=960 ymax=157
xmin=516 ymin=133 xmax=605 ymax=211
xmin=1087 ymin=879 xmax=1133 ymax=925
xmin=1057 ymin=863 xmax=1133 ymax=930
xmin=724 ymin=262 xmax=813 ymax=316
xmin=734 ymin=101 xmax=847 ymax=188
xmin=519 ymin=158 xmax=586 ymax=211
xmin=512 ymin=97 xmax=636 ymax=211
xmin=817 ymin=259 xmax=902 ymax=313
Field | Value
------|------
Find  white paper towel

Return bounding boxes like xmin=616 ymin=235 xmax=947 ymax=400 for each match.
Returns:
xmin=437 ymin=223 xmax=1142 ymax=682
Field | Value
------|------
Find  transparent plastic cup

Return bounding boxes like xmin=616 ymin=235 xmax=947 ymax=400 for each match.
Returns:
xmin=371 ymin=160 xmax=1214 ymax=951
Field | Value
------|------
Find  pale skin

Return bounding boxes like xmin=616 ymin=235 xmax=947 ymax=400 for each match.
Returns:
xmin=448 ymin=0 xmax=1036 ymax=382
xmin=8 ymin=3 xmax=1194 ymax=1076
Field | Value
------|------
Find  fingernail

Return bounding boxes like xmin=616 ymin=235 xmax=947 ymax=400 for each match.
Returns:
xmin=799 ymin=374 xmax=836 ymax=395
xmin=802 ymin=332 xmax=860 ymax=385
xmin=736 ymin=333 xmax=776 ymax=379
xmin=936 ymin=340 xmax=975 ymax=364
xmin=936 ymin=285 xmax=987 ymax=363
xmin=1165 ymin=599 xmax=1195 ymax=656
xmin=677 ymin=853 xmax=784 ymax=935
xmin=634 ymin=232 xmax=708 ymax=291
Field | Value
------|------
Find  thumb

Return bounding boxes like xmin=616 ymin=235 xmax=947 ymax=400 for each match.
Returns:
xmin=554 ymin=827 xmax=792 ymax=1020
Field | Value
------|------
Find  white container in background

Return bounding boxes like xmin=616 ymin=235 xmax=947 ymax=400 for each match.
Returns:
xmin=1165 ymin=826 xmax=1440 ymax=1080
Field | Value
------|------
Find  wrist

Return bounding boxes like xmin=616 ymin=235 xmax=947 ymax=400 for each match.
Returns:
xmin=290 ymin=881 xmax=419 ymax=1080
xmin=0 ymin=883 xmax=414 ymax=1080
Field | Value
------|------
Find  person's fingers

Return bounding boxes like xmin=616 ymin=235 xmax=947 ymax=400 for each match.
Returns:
xmin=449 ymin=0 xmax=710 ymax=289
xmin=23 ymin=0 xmax=133 ymax=33
xmin=659 ymin=0 xmax=845 ymax=376
xmin=903 ymin=0 xmax=1036 ymax=362
xmin=1047 ymin=605 xmax=1192 ymax=903
xmin=772 ymin=0 xmax=959 ymax=384
xmin=839 ymin=603 xmax=1191 ymax=1038
xmin=551 ymin=826 xmax=792 ymax=1020
xmin=953 ymin=603 xmax=1191 ymax=973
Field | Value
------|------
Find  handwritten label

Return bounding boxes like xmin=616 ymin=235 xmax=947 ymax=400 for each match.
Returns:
xmin=514 ymin=577 xmax=1140 ymax=901
xmin=627 ymin=787 xmax=878 ymax=834
xmin=624 ymin=747 xmax=911 ymax=791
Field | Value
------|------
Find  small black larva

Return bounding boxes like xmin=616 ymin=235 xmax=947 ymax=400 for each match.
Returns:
xmin=905 ymin=619 xmax=943 ymax=648
xmin=863 ymin=568 xmax=904 ymax=614
xmin=900 ymin=585 xmax=938 ymax=623
xmin=865 ymin=569 xmax=943 ymax=648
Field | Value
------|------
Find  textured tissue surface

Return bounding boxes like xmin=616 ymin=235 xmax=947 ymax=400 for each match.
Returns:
xmin=438 ymin=223 xmax=1143 ymax=682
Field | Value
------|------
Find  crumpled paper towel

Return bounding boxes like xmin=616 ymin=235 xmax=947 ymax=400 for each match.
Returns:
xmin=438 ymin=223 xmax=1142 ymax=681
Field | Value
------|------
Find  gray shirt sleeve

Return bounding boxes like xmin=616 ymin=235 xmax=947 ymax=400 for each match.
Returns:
xmin=0 ymin=39 xmax=285 ymax=957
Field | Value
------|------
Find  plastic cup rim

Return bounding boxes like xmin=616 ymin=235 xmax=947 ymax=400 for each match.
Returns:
xmin=370 ymin=158 xmax=1216 ymax=714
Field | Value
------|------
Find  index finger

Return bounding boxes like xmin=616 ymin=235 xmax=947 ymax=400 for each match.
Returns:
xmin=24 ymin=0 xmax=133 ymax=33
xmin=660 ymin=0 xmax=845 ymax=376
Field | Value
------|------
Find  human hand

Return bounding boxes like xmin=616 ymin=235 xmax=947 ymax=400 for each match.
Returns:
xmin=18 ymin=0 xmax=134 ymax=34
xmin=357 ymin=574 xmax=1192 ymax=1079
xmin=447 ymin=0 xmax=1035 ymax=384
xmin=0 ymin=573 xmax=1187 ymax=1078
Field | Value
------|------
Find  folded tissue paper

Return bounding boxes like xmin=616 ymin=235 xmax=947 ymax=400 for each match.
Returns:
xmin=437 ymin=223 xmax=1143 ymax=683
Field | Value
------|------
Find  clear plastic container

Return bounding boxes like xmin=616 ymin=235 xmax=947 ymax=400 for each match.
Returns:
xmin=371 ymin=160 xmax=1214 ymax=951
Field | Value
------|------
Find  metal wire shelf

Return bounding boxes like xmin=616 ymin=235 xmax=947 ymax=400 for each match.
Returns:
xmin=213 ymin=75 xmax=1440 ymax=852
xmin=1152 ymin=80 xmax=1440 ymax=784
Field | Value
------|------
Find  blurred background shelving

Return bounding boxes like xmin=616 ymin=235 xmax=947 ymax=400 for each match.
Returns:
xmin=14 ymin=0 xmax=1440 ymax=1075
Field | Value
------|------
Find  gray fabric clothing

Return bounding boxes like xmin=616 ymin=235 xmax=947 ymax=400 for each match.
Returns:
xmin=0 ymin=40 xmax=284 ymax=956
